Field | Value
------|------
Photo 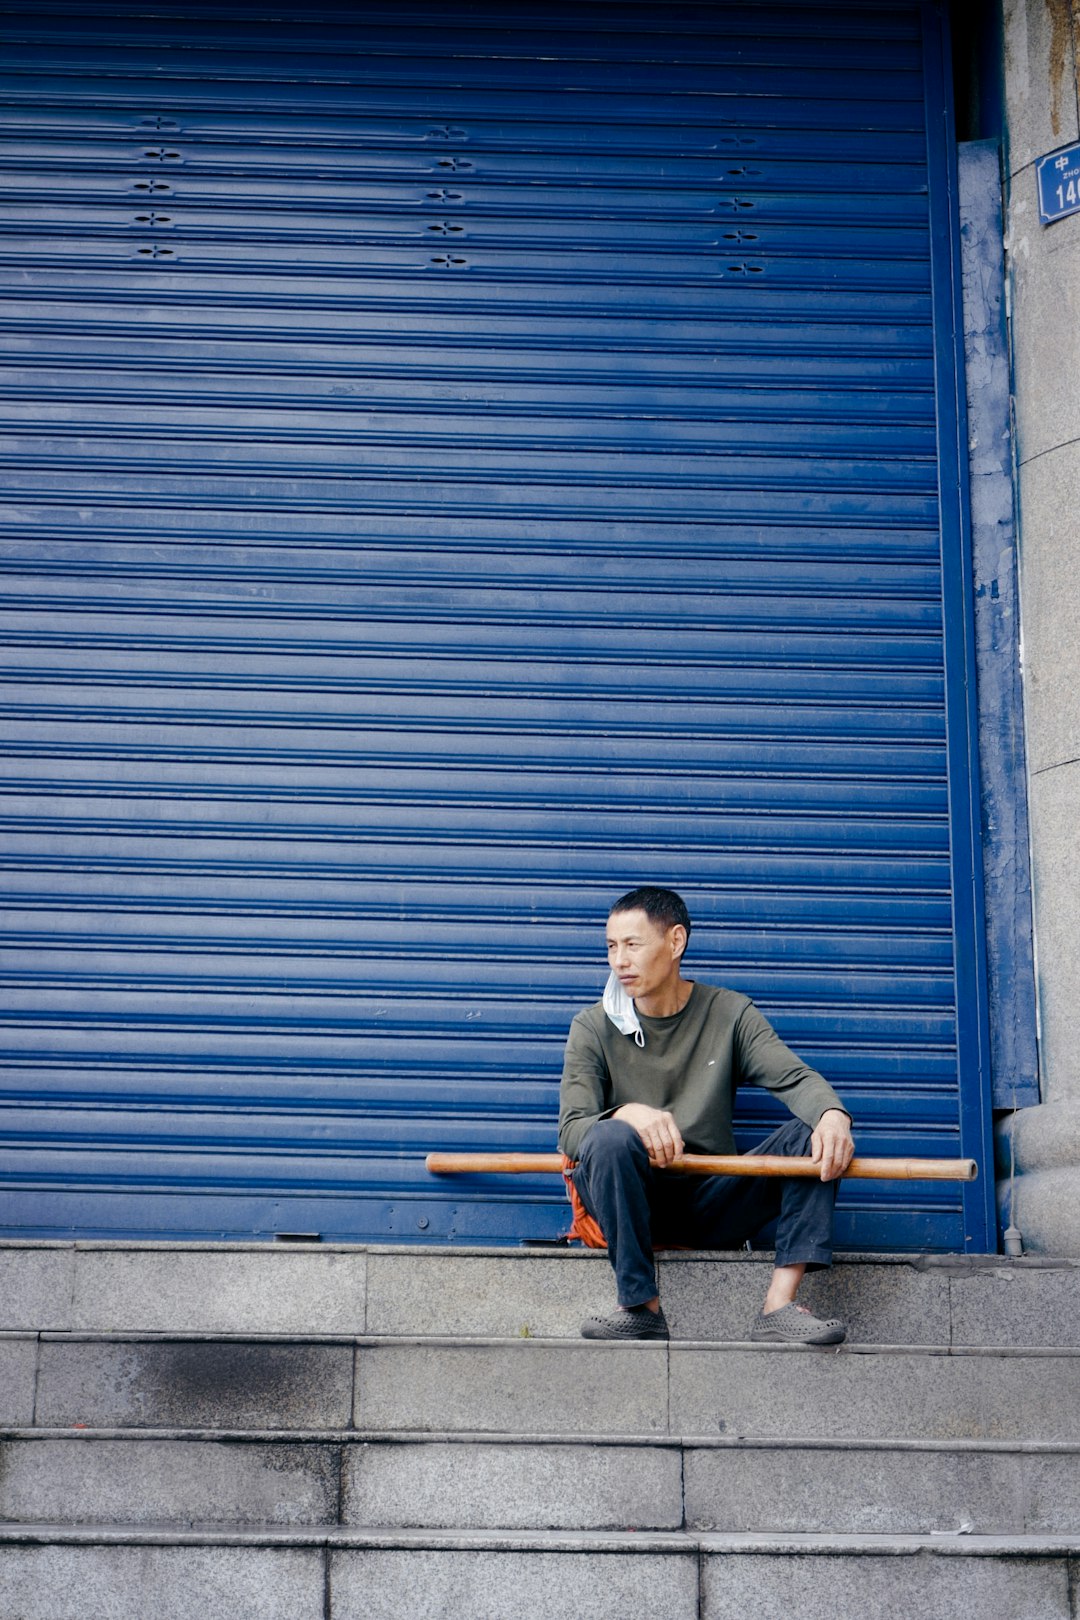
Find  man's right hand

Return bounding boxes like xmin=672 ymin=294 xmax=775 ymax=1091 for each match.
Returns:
xmin=613 ymin=1103 xmax=685 ymax=1167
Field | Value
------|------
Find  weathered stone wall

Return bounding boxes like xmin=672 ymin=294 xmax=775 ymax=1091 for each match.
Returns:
xmin=1000 ymin=0 xmax=1080 ymax=1250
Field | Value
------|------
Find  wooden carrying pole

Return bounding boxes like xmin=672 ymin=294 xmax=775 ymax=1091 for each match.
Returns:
xmin=425 ymin=1151 xmax=978 ymax=1183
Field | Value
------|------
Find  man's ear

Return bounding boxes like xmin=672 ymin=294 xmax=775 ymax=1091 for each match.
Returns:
xmin=669 ymin=924 xmax=688 ymax=962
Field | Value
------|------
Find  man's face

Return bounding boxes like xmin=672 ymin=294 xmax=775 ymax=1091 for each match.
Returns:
xmin=606 ymin=908 xmax=684 ymax=1003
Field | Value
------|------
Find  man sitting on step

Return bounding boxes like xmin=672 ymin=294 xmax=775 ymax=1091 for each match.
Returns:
xmin=558 ymin=885 xmax=855 ymax=1344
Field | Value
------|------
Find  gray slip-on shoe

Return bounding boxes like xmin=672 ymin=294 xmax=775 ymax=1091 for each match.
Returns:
xmin=749 ymin=1302 xmax=846 ymax=1345
xmin=581 ymin=1304 xmax=670 ymax=1341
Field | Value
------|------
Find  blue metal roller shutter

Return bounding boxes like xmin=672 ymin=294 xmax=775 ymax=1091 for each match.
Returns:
xmin=0 ymin=0 xmax=994 ymax=1249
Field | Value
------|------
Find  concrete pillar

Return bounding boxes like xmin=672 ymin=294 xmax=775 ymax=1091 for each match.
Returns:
xmin=999 ymin=0 xmax=1080 ymax=1250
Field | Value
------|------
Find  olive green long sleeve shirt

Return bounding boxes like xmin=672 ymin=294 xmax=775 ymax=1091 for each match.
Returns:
xmin=558 ymin=981 xmax=847 ymax=1162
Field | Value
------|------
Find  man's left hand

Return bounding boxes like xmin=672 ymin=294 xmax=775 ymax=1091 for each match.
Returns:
xmin=810 ymin=1109 xmax=855 ymax=1181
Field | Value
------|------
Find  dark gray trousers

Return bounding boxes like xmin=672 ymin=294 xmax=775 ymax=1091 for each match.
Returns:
xmin=572 ymin=1116 xmax=837 ymax=1308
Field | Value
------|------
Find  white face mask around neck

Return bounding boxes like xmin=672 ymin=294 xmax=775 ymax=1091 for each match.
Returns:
xmin=602 ymin=970 xmax=645 ymax=1047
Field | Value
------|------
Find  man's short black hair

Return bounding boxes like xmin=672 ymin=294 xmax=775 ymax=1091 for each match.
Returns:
xmin=609 ymin=886 xmax=692 ymax=947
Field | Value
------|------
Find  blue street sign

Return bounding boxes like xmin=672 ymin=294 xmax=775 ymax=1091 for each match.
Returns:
xmin=1037 ymin=142 xmax=1080 ymax=225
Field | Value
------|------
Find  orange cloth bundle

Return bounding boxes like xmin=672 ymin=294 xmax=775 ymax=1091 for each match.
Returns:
xmin=559 ymin=1154 xmax=606 ymax=1248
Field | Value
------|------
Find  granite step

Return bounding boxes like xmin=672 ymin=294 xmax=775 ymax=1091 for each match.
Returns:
xmin=1 ymin=1429 xmax=1078 ymax=1537
xmin=3 ymin=1240 xmax=1079 ymax=1347
xmin=0 ymin=1525 xmax=1077 ymax=1620
xmin=6 ymin=1332 xmax=1080 ymax=1441
xmin=3 ymin=1244 xmax=1078 ymax=1618
xmin=356 ymin=1337 xmax=1080 ymax=1442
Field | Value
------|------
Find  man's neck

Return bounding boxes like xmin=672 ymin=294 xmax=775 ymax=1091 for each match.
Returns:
xmin=634 ymin=977 xmax=693 ymax=1020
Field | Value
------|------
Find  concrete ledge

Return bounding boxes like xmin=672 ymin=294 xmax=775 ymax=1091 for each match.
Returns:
xmin=366 ymin=1248 xmax=612 ymax=1338
xmin=662 ymin=1257 xmax=953 ymax=1345
xmin=330 ymin=1545 xmax=698 ymax=1619
xmin=0 ymin=1522 xmax=1077 ymax=1618
xmin=3 ymin=1524 xmax=1080 ymax=1553
xmin=354 ymin=1338 xmax=669 ymax=1436
xmin=10 ymin=1332 xmax=1080 ymax=1444
xmin=5 ymin=1429 xmax=1078 ymax=1453
xmin=352 ymin=1338 xmax=1080 ymax=1441
xmin=685 ymin=1443 xmax=1080 ymax=1534
xmin=344 ymin=1440 xmax=683 ymax=1530
xmin=947 ymin=1255 xmax=1080 ymax=1346
xmin=0 ymin=1246 xmax=74 ymax=1331
xmin=35 ymin=1338 xmax=355 ymax=1430
xmin=2 ymin=1243 xmax=1079 ymax=1347
xmin=668 ymin=1343 xmax=1080 ymax=1442
xmin=0 ymin=1337 xmax=38 ymax=1425
xmin=333 ymin=1534 xmax=1078 ymax=1620
xmin=10 ymin=1332 xmax=1080 ymax=1441
xmin=0 ymin=1439 xmax=340 ymax=1526
xmin=0 ymin=1543 xmax=323 ymax=1620
xmin=699 ymin=1543 xmax=1073 ymax=1619
xmin=70 ymin=1247 xmax=367 ymax=1335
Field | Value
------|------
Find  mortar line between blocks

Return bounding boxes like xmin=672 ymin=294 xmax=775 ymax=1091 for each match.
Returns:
xmin=1019 ymin=1447 xmax=1035 ymax=1537
xmin=1064 ymin=1543 xmax=1080 ymax=1620
xmin=65 ymin=1244 xmax=77 ymax=1335
xmin=335 ymin=1440 xmax=345 ymax=1530
xmin=30 ymin=1332 xmax=42 ymax=1428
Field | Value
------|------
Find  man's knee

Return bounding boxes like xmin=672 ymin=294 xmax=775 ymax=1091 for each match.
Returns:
xmin=760 ymin=1117 xmax=814 ymax=1156
xmin=579 ymin=1117 xmax=649 ymax=1175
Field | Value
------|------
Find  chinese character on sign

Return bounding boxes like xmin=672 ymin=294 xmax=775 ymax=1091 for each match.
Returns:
xmin=1037 ymin=142 xmax=1080 ymax=224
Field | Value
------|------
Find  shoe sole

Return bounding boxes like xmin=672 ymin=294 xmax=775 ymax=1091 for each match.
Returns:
xmin=580 ymin=1318 xmax=669 ymax=1341
xmin=750 ymin=1327 xmax=846 ymax=1345
xmin=580 ymin=1327 xmax=670 ymax=1341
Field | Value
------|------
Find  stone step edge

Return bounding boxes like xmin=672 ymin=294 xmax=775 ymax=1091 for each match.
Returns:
xmin=5 ymin=1428 xmax=1080 ymax=1454
xmin=2 ymin=1523 xmax=1079 ymax=1558
xmin=8 ymin=1330 xmax=1080 ymax=1358
xmin=12 ymin=1240 xmax=1080 ymax=1268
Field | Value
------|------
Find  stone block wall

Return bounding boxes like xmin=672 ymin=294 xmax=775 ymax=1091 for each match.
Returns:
xmin=1000 ymin=0 xmax=1080 ymax=1249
